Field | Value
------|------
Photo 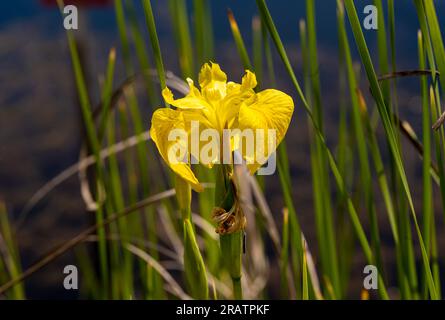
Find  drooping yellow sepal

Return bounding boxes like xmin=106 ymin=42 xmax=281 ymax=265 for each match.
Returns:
xmin=237 ymin=89 xmax=294 ymax=173
xmin=150 ymin=108 xmax=203 ymax=192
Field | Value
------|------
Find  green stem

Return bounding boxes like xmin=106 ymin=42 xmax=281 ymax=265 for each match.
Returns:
xmin=220 ymin=232 xmax=243 ymax=300
xmin=176 ymin=176 xmax=208 ymax=299
xmin=233 ymin=277 xmax=243 ymax=300
xmin=214 ymin=164 xmax=243 ymax=300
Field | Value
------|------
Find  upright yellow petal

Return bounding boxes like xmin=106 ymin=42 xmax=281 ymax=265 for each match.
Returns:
xmin=237 ymin=89 xmax=294 ymax=173
xmin=240 ymin=70 xmax=257 ymax=91
xmin=150 ymin=108 xmax=203 ymax=192
xmin=198 ymin=62 xmax=227 ymax=101
xmin=217 ymin=70 xmax=257 ymax=130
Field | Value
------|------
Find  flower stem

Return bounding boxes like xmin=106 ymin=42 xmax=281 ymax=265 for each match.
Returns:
xmin=233 ymin=276 xmax=243 ymax=300
xmin=220 ymin=231 xmax=243 ymax=299
xmin=214 ymin=164 xmax=244 ymax=300
xmin=175 ymin=175 xmax=208 ymax=299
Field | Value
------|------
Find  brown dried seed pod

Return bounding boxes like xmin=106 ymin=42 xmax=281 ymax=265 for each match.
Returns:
xmin=212 ymin=204 xmax=246 ymax=235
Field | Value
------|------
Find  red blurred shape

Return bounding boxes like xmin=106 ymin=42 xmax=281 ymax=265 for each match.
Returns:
xmin=40 ymin=0 xmax=111 ymax=7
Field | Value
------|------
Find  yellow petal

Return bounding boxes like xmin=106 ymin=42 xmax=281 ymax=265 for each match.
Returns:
xmin=198 ymin=62 xmax=227 ymax=101
xmin=180 ymin=109 xmax=221 ymax=168
xmin=217 ymin=70 xmax=257 ymax=130
xmin=237 ymin=89 xmax=294 ymax=173
xmin=162 ymin=79 xmax=211 ymax=110
xmin=150 ymin=108 xmax=203 ymax=192
xmin=240 ymin=70 xmax=257 ymax=91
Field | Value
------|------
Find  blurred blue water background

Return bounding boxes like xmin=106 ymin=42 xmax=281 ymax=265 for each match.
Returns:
xmin=2 ymin=1 xmax=444 ymax=61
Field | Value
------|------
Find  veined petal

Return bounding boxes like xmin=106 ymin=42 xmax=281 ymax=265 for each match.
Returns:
xmin=150 ymin=108 xmax=203 ymax=192
xmin=218 ymin=70 xmax=257 ymax=130
xmin=198 ymin=62 xmax=227 ymax=101
xmin=162 ymin=79 xmax=211 ymax=110
xmin=237 ymin=89 xmax=294 ymax=174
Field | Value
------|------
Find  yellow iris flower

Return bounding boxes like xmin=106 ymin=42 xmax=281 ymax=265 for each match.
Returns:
xmin=149 ymin=62 xmax=294 ymax=192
